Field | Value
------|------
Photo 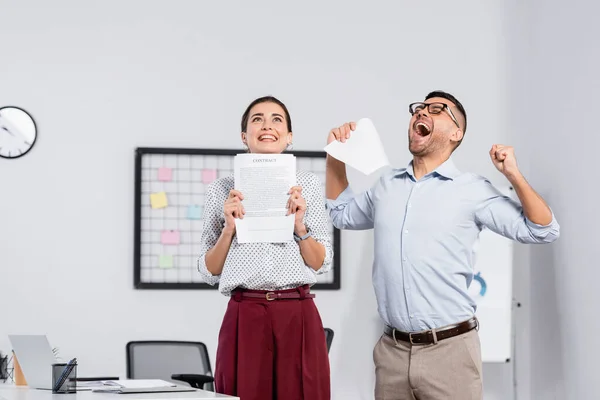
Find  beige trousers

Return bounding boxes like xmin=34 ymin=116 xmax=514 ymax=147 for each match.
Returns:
xmin=373 ymin=328 xmax=483 ymax=400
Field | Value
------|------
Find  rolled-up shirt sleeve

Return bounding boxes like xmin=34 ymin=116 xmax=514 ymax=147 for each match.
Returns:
xmin=474 ymin=179 xmax=560 ymax=244
xmin=326 ymin=185 xmax=375 ymax=231
xmin=196 ymin=182 xmax=223 ymax=285
xmin=303 ymin=174 xmax=334 ymax=274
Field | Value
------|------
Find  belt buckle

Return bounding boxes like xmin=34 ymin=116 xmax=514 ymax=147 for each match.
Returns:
xmin=409 ymin=330 xmax=437 ymax=345
xmin=265 ymin=292 xmax=276 ymax=301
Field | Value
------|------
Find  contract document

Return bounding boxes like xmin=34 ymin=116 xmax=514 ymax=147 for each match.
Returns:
xmin=234 ymin=153 xmax=296 ymax=243
xmin=324 ymin=117 xmax=390 ymax=175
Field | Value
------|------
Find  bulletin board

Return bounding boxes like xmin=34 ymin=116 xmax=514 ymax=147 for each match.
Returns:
xmin=134 ymin=147 xmax=341 ymax=290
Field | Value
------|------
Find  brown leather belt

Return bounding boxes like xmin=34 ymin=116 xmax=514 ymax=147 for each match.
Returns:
xmin=384 ymin=317 xmax=478 ymax=345
xmin=233 ymin=285 xmax=315 ymax=301
xmin=241 ymin=291 xmax=315 ymax=301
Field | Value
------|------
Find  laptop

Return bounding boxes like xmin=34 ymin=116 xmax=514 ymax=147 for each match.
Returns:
xmin=8 ymin=335 xmax=57 ymax=390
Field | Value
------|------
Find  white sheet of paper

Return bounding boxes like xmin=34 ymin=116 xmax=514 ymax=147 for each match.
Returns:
xmin=234 ymin=153 xmax=296 ymax=243
xmin=102 ymin=379 xmax=176 ymax=389
xmin=323 ymin=117 xmax=390 ymax=175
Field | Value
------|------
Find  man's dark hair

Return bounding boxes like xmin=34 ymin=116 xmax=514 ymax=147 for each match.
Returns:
xmin=425 ymin=90 xmax=467 ymax=134
xmin=241 ymin=96 xmax=292 ymax=133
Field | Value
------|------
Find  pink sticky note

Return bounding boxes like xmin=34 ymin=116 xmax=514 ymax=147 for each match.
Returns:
xmin=202 ymin=169 xmax=217 ymax=184
xmin=161 ymin=230 xmax=180 ymax=245
xmin=158 ymin=167 xmax=172 ymax=182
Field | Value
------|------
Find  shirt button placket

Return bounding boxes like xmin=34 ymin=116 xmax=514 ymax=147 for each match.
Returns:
xmin=402 ymin=183 xmax=418 ymax=327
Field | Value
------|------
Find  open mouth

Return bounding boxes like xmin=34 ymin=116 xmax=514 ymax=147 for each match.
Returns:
xmin=258 ymin=134 xmax=278 ymax=142
xmin=414 ymin=121 xmax=432 ymax=136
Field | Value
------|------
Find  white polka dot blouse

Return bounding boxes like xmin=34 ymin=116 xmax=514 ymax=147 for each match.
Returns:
xmin=197 ymin=171 xmax=334 ymax=296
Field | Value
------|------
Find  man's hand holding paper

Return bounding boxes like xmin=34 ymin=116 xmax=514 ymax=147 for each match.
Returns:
xmin=324 ymin=117 xmax=390 ymax=175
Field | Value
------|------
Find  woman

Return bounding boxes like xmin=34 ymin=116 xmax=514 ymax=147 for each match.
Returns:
xmin=197 ymin=96 xmax=333 ymax=400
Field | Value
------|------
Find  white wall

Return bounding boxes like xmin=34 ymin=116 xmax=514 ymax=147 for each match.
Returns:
xmin=507 ymin=0 xmax=600 ymax=399
xmin=0 ymin=1 xmax=522 ymax=399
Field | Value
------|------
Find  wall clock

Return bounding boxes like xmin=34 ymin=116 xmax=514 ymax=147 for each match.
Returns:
xmin=0 ymin=106 xmax=37 ymax=159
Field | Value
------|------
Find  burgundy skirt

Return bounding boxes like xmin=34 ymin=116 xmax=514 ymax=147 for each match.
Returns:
xmin=214 ymin=285 xmax=331 ymax=400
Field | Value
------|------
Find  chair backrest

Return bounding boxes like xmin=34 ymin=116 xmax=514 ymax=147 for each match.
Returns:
xmin=126 ymin=341 xmax=213 ymax=391
xmin=324 ymin=328 xmax=334 ymax=352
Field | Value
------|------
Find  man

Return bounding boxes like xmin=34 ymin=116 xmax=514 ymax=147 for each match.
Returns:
xmin=325 ymin=90 xmax=560 ymax=400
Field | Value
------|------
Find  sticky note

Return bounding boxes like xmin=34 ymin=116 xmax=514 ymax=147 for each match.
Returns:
xmin=159 ymin=255 xmax=173 ymax=269
xmin=161 ymin=230 xmax=180 ymax=245
xmin=150 ymin=192 xmax=168 ymax=209
xmin=158 ymin=167 xmax=172 ymax=182
xmin=202 ymin=169 xmax=217 ymax=184
xmin=187 ymin=205 xmax=202 ymax=220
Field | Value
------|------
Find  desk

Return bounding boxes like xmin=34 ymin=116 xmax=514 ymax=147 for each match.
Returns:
xmin=0 ymin=385 xmax=239 ymax=400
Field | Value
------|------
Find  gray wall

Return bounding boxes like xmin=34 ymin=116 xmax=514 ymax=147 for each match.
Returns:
xmin=507 ymin=0 xmax=600 ymax=398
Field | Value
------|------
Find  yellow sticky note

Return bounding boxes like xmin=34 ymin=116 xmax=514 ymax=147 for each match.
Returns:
xmin=150 ymin=192 xmax=168 ymax=209
xmin=159 ymin=255 xmax=173 ymax=269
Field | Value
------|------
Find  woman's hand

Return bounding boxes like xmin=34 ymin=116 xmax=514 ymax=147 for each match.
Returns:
xmin=287 ymin=186 xmax=308 ymax=235
xmin=223 ymin=189 xmax=244 ymax=235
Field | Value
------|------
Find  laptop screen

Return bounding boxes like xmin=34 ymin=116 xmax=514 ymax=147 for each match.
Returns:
xmin=8 ymin=335 xmax=57 ymax=389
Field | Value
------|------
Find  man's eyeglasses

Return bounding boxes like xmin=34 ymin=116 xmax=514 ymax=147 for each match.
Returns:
xmin=409 ymin=102 xmax=460 ymax=129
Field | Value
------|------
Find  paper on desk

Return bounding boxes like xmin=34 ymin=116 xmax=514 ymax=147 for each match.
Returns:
xmin=324 ymin=117 xmax=390 ymax=175
xmin=234 ymin=153 xmax=296 ymax=243
xmin=102 ymin=379 xmax=176 ymax=388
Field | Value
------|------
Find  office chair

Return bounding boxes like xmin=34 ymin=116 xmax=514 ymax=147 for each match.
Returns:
xmin=324 ymin=328 xmax=334 ymax=353
xmin=126 ymin=341 xmax=214 ymax=391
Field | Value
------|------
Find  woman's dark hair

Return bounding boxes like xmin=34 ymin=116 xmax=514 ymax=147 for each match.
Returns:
xmin=240 ymin=96 xmax=292 ymax=133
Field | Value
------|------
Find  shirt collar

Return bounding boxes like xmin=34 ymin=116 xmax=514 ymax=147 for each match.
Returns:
xmin=394 ymin=157 xmax=461 ymax=181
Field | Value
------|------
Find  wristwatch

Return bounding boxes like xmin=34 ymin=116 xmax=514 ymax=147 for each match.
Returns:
xmin=293 ymin=229 xmax=312 ymax=242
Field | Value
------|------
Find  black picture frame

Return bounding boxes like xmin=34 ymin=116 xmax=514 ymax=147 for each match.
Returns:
xmin=134 ymin=147 xmax=341 ymax=290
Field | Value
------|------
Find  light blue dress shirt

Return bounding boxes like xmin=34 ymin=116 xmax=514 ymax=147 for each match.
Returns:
xmin=327 ymin=158 xmax=560 ymax=332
